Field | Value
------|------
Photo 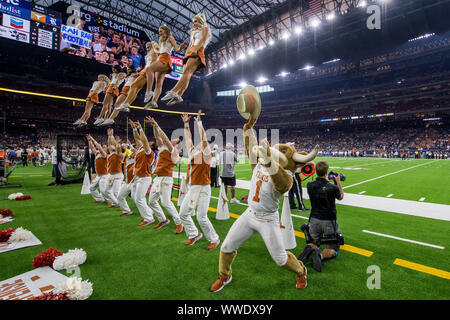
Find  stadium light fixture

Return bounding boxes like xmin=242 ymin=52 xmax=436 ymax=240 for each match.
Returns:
xmin=258 ymin=44 xmax=265 ymax=50
xmin=282 ymin=32 xmax=291 ymax=40
xmin=278 ymin=71 xmax=289 ymax=77
xmin=229 ymin=59 xmax=235 ymax=65
xmin=326 ymin=13 xmax=335 ymax=21
xmin=269 ymin=39 xmax=275 ymax=46
xmin=237 ymin=53 xmax=245 ymax=60
xmin=311 ymin=19 xmax=320 ymax=28
xmin=221 ymin=63 xmax=228 ymax=69
xmin=256 ymin=76 xmax=267 ymax=84
xmin=249 ymin=49 xmax=255 ymax=56
xmin=239 ymin=81 xmax=248 ymax=88
xmin=294 ymin=26 xmax=303 ymax=35
xmin=358 ymin=0 xmax=367 ymax=7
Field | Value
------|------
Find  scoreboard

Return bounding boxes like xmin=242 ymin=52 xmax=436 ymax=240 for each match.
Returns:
xmin=29 ymin=4 xmax=60 ymax=50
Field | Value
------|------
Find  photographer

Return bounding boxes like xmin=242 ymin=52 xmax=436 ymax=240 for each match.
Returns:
xmin=297 ymin=161 xmax=344 ymax=272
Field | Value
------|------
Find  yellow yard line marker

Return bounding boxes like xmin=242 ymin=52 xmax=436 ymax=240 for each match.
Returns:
xmin=0 ymin=87 xmax=204 ymax=116
xmin=172 ymin=196 xmax=374 ymax=257
xmin=394 ymin=258 xmax=450 ymax=280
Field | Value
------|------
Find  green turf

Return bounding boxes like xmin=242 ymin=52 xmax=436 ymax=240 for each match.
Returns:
xmin=1 ymin=158 xmax=449 ymax=300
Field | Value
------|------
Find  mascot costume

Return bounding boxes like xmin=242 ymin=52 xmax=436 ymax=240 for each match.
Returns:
xmin=210 ymin=85 xmax=319 ymax=292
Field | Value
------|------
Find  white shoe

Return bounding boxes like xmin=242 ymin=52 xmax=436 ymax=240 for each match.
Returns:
xmin=230 ymin=198 xmax=240 ymax=204
xmin=167 ymin=94 xmax=183 ymax=106
xmin=115 ymin=103 xmax=130 ymax=112
xmin=76 ymin=120 xmax=87 ymax=128
xmin=144 ymin=101 xmax=158 ymax=109
xmin=161 ymin=91 xmax=177 ymax=101
xmin=100 ymin=119 xmax=114 ymax=126
xmin=144 ymin=91 xmax=154 ymax=103
xmin=93 ymin=118 xmax=104 ymax=126
xmin=73 ymin=119 xmax=82 ymax=125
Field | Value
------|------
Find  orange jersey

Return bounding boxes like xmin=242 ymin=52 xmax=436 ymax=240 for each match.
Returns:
xmin=95 ymin=153 xmax=108 ymax=175
xmin=187 ymin=151 xmax=211 ymax=185
xmin=107 ymin=153 xmax=122 ymax=174
xmin=123 ymin=156 xmax=135 ymax=183
xmin=154 ymin=149 xmax=176 ymax=177
xmin=134 ymin=148 xmax=155 ymax=177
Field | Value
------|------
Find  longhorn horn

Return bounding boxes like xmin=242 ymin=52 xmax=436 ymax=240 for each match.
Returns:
xmin=292 ymin=145 xmax=319 ymax=163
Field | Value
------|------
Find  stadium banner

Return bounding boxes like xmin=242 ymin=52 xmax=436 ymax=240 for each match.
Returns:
xmin=51 ymin=2 xmax=150 ymax=42
xmin=0 ymin=24 xmax=29 ymax=42
xmin=0 ymin=0 xmax=30 ymax=19
xmin=166 ymin=51 xmax=184 ymax=81
xmin=2 ymin=12 xmax=30 ymax=32
xmin=60 ymin=24 xmax=92 ymax=49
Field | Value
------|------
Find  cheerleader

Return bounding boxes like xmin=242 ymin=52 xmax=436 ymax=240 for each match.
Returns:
xmin=104 ymin=128 xmax=123 ymax=208
xmin=101 ymin=66 xmax=138 ymax=126
xmin=86 ymin=134 xmax=110 ymax=204
xmin=115 ymin=42 xmax=159 ymax=112
xmin=94 ymin=65 xmax=127 ymax=126
xmin=117 ymin=141 xmax=138 ymax=216
xmin=178 ymin=110 xmax=220 ymax=249
xmin=161 ymin=13 xmax=211 ymax=106
xmin=128 ymin=119 xmax=157 ymax=226
xmin=143 ymin=25 xmax=187 ymax=109
xmin=144 ymin=115 xmax=183 ymax=233
xmin=74 ymin=74 xmax=109 ymax=127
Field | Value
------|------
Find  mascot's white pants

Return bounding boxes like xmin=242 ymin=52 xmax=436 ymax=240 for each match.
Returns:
xmin=133 ymin=176 xmax=154 ymax=222
xmin=117 ymin=181 xmax=136 ymax=214
xmin=105 ymin=172 xmax=123 ymax=206
xmin=89 ymin=174 xmax=109 ymax=202
xmin=179 ymin=184 xmax=219 ymax=243
xmin=221 ymin=208 xmax=288 ymax=266
xmin=148 ymin=176 xmax=181 ymax=224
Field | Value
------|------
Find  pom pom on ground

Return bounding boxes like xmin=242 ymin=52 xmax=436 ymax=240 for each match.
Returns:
xmin=8 ymin=227 xmax=33 ymax=242
xmin=0 ymin=209 xmax=13 ymax=218
xmin=0 ymin=228 xmax=15 ymax=243
xmin=32 ymin=292 xmax=70 ymax=300
xmin=53 ymin=248 xmax=87 ymax=270
xmin=8 ymin=193 xmax=23 ymax=200
xmin=32 ymin=247 xmax=63 ymax=268
xmin=53 ymin=277 xmax=93 ymax=300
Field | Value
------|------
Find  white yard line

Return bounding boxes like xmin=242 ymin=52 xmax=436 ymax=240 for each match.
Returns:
xmin=419 ymin=197 xmax=426 ymax=202
xmin=292 ymin=214 xmax=309 ymax=220
xmin=358 ymin=191 xmax=366 ymax=194
xmin=342 ymin=161 xmax=436 ymax=190
xmin=386 ymin=194 xmax=393 ymax=198
xmin=362 ymin=230 xmax=445 ymax=249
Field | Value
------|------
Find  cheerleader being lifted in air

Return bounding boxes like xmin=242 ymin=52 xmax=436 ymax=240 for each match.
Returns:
xmin=74 ymin=74 xmax=109 ymax=127
xmin=161 ymin=13 xmax=211 ymax=106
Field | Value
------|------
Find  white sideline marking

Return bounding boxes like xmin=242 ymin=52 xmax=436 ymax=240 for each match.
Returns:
xmin=343 ymin=161 xmax=436 ymax=190
xmin=362 ymin=230 xmax=445 ymax=249
xmin=386 ymin=194 xmax=393 ymax=198
xmin=419 ymin=197 xmax=426 ymax=202
xmin=358 ymin=191 xmax=366 ymax=194
xmin=292 ymin=214 xmax=309 ymax=220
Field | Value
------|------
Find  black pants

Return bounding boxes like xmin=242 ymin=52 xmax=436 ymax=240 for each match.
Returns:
xmin=32 ymin=157 xmax=37 ymax=166
xmin=22 ymin=156 xmax=28 ymax=167
xmin=210 ymin=166 xmax=219 ymax=187
xmin=289 ymin=175 xmax=305 ymax=209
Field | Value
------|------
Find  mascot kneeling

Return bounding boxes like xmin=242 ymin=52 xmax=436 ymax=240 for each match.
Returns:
xmin=210 ymin=85 xmax=319 ymax=292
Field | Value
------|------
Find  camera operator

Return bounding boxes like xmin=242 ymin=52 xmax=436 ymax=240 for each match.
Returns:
xmin=297 ymin=161 xmax=344 ymax=272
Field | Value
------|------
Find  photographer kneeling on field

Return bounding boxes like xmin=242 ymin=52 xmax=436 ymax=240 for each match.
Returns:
xmin=297 ymin=161 xmax=344 ymax=272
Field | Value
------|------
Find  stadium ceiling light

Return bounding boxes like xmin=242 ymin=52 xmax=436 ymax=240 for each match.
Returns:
xmin=282 ymin=32 xmax=291 ymax=40
xmin=248 ymin=49 xmax=255 ymax=56
xmin=311 ymin=19 xmax=320 ymax=28
xmin=258 ymin=44 xmax=265 ymax=50
xmin=358 ymin=0 xmax=367 ymax=7
xmin=294 ymin=26 xmax=303 ymax=35
xmin=221 ymin=63 xmax=228 ymax=69
xmin=239 ymin=81 xmax=248 ymax=88
xmin=237 ymin=53 xmax=245 ymax=60
xmin=326 ymin=13 xmax=335 ymax=21
xmin=278 ymin=71 xmax=289 ymax=77
xmin=268 ymin=39 xmax=275 ymax=46
xmin=229 ymin=59 xmax=235 ymax=65
xmin=256 ymin=76 xmax=267 ymax=83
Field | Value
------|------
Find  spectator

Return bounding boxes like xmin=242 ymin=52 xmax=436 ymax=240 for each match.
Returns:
xmin=102 ymin=50 xmax=110 ymax=64
xmin=128 ymin=45 xmax=142 ymax=69
xmin=119 ymin=54 xmax=130 ymax=68
xmin=92 ymin=34 xmax=110 ymax=53
xmin=94 ymin=51 xmax=105 ymax=63
xmin=108 ymin=33 xmax=126 ymax=56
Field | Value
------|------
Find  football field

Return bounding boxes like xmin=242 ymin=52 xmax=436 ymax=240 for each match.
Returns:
xmin=1 ymin=157 xmax=449 ymax=300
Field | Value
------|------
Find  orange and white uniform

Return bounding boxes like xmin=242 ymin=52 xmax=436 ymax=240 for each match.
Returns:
xmin=138 ymin=51 xmax=158 ymax=76
xmin=104 ymin=152 xmax=123 ymax=206
xmin=106 ymin=72 xmax=126 ymax=97
xmin=148 ymin=146 xmax=181 ymax=225
xmin=183 ymin=28 xmax=209 ymax=72
xmin=117 ymin=155 xmax=136 ymax=214
xmin=179 ymin=147 xmax=219 ymax=243
xmin=89 ymin=152 xmax=109 ymax=203
xmin=132 ymin=147 xmax=156 ymax=222
xmin=120 ymin=74 xmax=137 ymax=96
xmin=157 ymin=40 xmax=173 ymax=74
xmin=86 ymin=80 xmax=107 ymax=104
xmin=221 ymin=162 xmax=290 ymax=267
